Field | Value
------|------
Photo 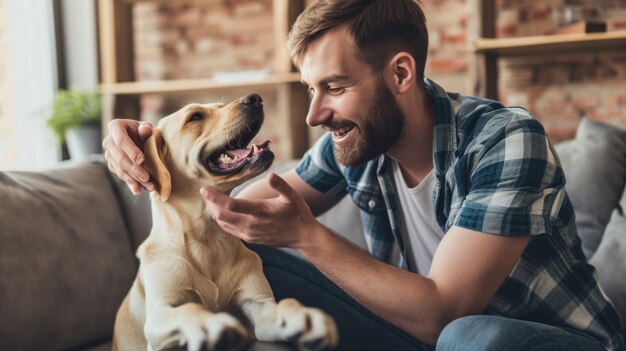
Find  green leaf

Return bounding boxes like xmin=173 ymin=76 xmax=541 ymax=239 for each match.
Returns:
xmin=47 ymin=90 xmax=102 ymax=144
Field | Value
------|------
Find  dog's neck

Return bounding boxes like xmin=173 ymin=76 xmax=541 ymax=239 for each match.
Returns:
xmin=149 ymin=191 xmax=241 ymax=252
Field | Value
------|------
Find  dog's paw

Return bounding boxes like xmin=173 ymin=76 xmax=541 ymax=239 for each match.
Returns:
xmin=276 ymin=299 xmax=338 ymax=351
xmin=177 ymin=312 xmax=251 ymax=351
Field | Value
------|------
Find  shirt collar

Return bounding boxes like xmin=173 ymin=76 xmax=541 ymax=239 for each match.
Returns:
xmin=424 ymin=78 xmax=458 ymax=179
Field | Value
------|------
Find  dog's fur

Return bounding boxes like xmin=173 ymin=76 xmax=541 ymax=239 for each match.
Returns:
xmin=112 ymin=95 xmax=338 ymax=351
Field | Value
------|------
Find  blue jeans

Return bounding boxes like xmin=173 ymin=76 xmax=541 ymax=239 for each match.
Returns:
xmin=437 ymin=315 xmax=606 ymax=351
xmin=248 ymin=245 xmax=606 ymax=351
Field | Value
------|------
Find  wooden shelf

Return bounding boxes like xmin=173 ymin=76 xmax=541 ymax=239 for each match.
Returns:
xmin=473 ymin=0 xmax=626 ymax=100
xmin=97 ymin=0 xmax=310 ymax=159
xmin=99 ymin=72 xmax=302 ymax=95
xmin=474 ymin=31 xmax=626 ymax=56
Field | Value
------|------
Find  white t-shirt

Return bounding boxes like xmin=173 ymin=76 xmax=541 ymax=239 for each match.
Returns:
xmin=391 ymin=161 xmax=445 ymax=275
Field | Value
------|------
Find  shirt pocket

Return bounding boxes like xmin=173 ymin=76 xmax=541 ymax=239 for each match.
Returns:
xmin=347 ymin=185 xmax=387 ymax=214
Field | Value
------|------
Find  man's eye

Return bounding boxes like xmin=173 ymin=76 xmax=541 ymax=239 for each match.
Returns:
xmin=328 ymin=87 xmax=345 ymax=94
xmin=188 ymin=113 xmax=204 ymax=122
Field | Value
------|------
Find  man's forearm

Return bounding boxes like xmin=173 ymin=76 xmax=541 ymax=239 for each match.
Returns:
xmin=297 ymin=223 xmax=450 ymax=345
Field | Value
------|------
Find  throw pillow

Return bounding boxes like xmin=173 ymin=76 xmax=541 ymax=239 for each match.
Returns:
xmin=0 ymin=161 xmax=137 ymax=350
xmin=590 ymin=186 xmax=626 ymax=336
xmin=555 ymin=118 xmax=626 ymax=258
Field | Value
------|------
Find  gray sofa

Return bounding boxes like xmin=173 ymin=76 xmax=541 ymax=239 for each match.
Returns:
xmin=0 ymin=156 xmax=360 ymax=350
xmin=0 ymin=118 xmax=624 ymax=350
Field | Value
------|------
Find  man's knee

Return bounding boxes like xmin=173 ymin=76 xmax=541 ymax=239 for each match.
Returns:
xmin=436 ymin=315 xmax=509 ymax=351
xmin=435 ymin=315 xmax=603 ymax=351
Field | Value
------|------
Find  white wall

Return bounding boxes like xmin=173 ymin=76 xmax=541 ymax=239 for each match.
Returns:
xmin=6 ymin=0 xmax=60 ymax=170
xmin=2 ymin=0 xmax=99 ymax=170
xmin=61 ymin=0 xmax=99 ymax=90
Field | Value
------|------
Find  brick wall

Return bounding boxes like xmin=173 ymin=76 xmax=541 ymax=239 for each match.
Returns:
xmin=423 ymin=0 xmax=472 ymax=94
xmin=133 ymin=0 xmax=274 ymax=81
xmin=496 ymin=0 xmax=626 ymax=141
xmin=500 ymin=52 xmax=626 ymax=141
xmin=131 ymin=0 xmax=475 ymax=162
xmin=131 ymin=0 xmax=625 ymax=150
xmin=0 ymin=0 xmax=17 ymax=169
xmin=131 ymin=0 xmax=474 ymax=100
xmin=496 ymin=0 xmax=626 ymax=37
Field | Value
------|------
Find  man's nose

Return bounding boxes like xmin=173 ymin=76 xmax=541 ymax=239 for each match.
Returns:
xmin=305 ymin=95 xmax=330 ymax=127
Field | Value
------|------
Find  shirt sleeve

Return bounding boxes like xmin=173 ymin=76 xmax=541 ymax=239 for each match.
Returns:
xmin=453 ymin=112 xmax=567 ymax=236
xmin=295 ymin=133 xmax=348 ymax=197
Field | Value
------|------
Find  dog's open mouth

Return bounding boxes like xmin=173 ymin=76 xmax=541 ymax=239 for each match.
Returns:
xmin=205 ymin=140 xmax=273 ymax=176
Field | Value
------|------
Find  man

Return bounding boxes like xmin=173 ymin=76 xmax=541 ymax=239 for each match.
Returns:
xmin=103 ymin=1 xmax=624 ymax=350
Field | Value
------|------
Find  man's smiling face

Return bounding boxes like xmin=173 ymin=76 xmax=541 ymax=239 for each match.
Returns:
xmin=300 ymin=27 xmax=405 ymax=167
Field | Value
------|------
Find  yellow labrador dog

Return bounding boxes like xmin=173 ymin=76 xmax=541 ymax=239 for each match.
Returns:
xmin=112 ymin=94 xmax=338 ymax=351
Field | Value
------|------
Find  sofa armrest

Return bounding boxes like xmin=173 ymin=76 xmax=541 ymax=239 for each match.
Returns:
xmin=102 ymin=159 xmax=152 ymax=250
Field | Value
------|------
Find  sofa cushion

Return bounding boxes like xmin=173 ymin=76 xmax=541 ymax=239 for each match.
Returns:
xmin=555 ymin=118 xmax=626 ymax=258
xmin=0 ymin=160 xmax=137 ymax=350
xmin=590 ymin=187 xmax=626 ymax=336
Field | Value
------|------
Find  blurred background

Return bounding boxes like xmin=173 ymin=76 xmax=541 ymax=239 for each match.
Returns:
xmin=0 ymin=0 xmax=625 ymax=171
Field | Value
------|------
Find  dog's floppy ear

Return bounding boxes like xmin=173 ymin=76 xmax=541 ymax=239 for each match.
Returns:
xmin=143 ymin=129 xmax=171 ymax=201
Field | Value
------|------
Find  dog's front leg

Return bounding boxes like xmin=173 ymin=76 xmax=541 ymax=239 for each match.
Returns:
xmin=141 ymin=258 xmax=251 ymax=351
xmin=243 ymin=297 xmax=338 ymax=351
xmin=236 ymin=272 xmax=338 ymax=350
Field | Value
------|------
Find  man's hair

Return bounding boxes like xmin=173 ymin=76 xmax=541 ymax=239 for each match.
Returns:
xmin=287 ymin=0 xmax=429 ymax=80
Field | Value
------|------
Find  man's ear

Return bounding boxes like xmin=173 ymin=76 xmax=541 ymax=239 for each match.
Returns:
xmin=143 ymin=129 xmax=171 ymax=201
xmin=388 ymin=52 xmax=416 ymax=94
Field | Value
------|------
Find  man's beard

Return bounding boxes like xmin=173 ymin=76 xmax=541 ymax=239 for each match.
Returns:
xmin=327 ymin=81 xmax=406 ymax=167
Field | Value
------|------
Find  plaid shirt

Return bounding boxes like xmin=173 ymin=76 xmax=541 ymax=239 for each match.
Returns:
xmin=296 ymin=78 xmax=624 ymax=350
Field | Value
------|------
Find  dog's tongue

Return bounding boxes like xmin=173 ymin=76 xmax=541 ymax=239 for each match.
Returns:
xmin=214 ymin=140 xmax=271 ymax=169
xmin=213 ymin=148 xmax=252 ymax=168
xmin=228 ymin=148 xmax=253 ymax=159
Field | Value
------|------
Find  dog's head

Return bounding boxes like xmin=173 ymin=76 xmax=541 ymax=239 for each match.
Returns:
xmin=143 ymin=94 xmax=274 ymax=201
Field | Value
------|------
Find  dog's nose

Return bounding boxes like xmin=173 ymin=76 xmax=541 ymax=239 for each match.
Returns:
xmin=241 ymin=94 xmax=263 ymax=106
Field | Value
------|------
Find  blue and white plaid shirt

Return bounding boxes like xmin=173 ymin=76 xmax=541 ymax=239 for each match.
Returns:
xmin=296 ymin=78 xmax=624 ymax=350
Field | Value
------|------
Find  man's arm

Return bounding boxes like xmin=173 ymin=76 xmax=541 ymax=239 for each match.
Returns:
xmin=301 ymin=222 xmax=528 ymax=345
xmin=201 ymin=173 xmax=529 ymax=345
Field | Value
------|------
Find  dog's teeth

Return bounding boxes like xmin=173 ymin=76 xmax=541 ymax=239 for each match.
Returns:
xmin=252 ymin=144 xmax=259 ymax=153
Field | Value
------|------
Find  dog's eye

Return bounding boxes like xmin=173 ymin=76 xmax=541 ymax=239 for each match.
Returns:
xmin=188 ymin=113 xmax=204 ymax=122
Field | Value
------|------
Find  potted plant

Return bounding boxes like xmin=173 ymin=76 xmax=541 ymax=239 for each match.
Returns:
xmin=48 ymin=90 xmax=103 ymax=159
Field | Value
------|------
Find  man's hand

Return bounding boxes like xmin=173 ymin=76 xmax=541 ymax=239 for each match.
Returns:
xmin=102 ymin=119 xmax=155 ymax=195
xmin=200 ymin=173 xmax=321 ymax=249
